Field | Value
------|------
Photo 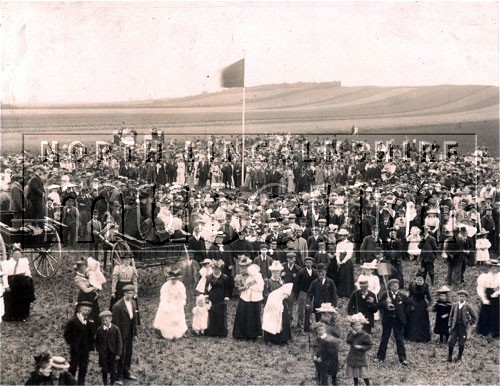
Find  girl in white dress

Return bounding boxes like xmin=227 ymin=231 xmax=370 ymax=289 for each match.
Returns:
xmin=475 ymin=231 xmax=491 ymax=264
xmin=406 ymin=226 xmax=421 ymax=261
xmin=176 ymin=158 xmax=186 ymax=185
xmin=192 ymin=294 xmax=211 ymax=335
xmin=153 ymin=270 xmax=187 ymax=340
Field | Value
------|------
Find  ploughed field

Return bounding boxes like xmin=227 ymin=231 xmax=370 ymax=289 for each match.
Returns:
xmin=1 ymin=84 xmax=499 ymax=155
xmin=1 ymin=252 xmax=498 ymax=385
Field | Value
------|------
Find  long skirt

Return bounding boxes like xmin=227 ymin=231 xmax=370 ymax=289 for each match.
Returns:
xmin=153 ymin=302 xmax=187 ymax=340
xmin=206 ymin=302 xmax=228 ymax=337
xmin=233 ymin=299 xmax=262 ymax=339
xmin=477 ymin=288 xmax=500 ymax=338
xmin=263 ymin=303 xmax=292 ymax=345
xmin=405 ymin=300 xmax=431 ymax=342
xmin=2 ymin=275 xmax=35 ymax=321
xmin=345 ymin=364 xmax=370 ymax=378
xmin=337 ymin=260 xmax=355 ymax=298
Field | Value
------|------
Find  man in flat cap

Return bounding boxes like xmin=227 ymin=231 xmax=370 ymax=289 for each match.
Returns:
xmin=112 ymin=284 xmax=138 ymax=383
xmin=376 ymin=278 xmax=412 ymax=366
xmin=63 ymin=301 xmax=96 ymax=385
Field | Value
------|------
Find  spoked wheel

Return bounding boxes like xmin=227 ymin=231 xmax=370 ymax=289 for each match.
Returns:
xmin=111 ymin=240 xmax=133 ymax=272
xmin=31 ymin=229 xmax=62 ymax=278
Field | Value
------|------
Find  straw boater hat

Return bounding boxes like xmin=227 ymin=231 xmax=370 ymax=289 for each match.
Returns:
xmin=337 ymin=229 xmax=349 ymax=236
xmin=316 ymin=303 xmax=337 ymax=313
xmin=77 ymin=301 xmax=94 ymax=309
xmin=348 ymin=312 xmax=369 ymax=324
xmin=201 ymin=258 xmax=212 ymax=266
xmin=487 ymin=259 xmax=500 ymax=268
xmin=360 ymin=260 xmax=378 ymax=270
xmin=457 ymin=290 xmax=469 ymax=297
xmin=50 ymin=356 xmax=70 ymax=370
xmin=269 ymin=260 xmax=284 ymax=271
xmin=437 ymin=285 xmax=451 ymax=293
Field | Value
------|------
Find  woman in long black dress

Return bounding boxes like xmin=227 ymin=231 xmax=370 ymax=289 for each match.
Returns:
xmin=405 ymin=272 xmax=432 ymax=342
xmin=232 ymin=256 xmax=264 ymax=340
xmin=262 ymin=261 xmax=292 ymax=345
xmin=2 ymin=243 xmax=35 ymax=322
xmin=335 ymin=229 xmax=355 ymax=298
xmin=476 ymin=261 xmax=500 ymax=338
xmin=205 ymin=260 xmax=232 ymax=337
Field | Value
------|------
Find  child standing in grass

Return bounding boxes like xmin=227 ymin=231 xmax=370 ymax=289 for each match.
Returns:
xmin=432 ymin=286 xmax=452 ymax=343
xmin=346 ymin=313 xmax=373 ymax=386
xmin=313 ymin=322 xmax=340 ymax=386
xmin=192 ymin=294 xmax=211 ymax=335
xmin=447 ymin=290 xmax=477 ymax=363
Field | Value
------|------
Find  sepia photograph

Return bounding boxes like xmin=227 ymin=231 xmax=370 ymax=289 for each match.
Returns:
xmin=1 ymin=1 xmax=499 ymax=385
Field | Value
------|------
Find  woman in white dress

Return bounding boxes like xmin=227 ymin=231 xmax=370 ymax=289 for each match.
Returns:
xmin=475 ymin=231 xmax=491 ymax=265
xmin=176 ymin=156 xmax=186 ymax=185
xmin=153 ymin=269 xmax=188 ymax=340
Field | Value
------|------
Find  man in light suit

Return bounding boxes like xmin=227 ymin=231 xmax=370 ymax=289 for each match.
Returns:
xmin=112 ymin=285 xmax=138 ymax=384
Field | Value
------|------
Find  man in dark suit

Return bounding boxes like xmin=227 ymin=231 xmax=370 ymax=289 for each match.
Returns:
xmin=307 ymin=263 xmax=338 ymax=322
xmin=27 ymin=166 xmax=46 ymax=222
xmin=187 ymin=220 xmax=206 ymax=263
xmin=197 ymin=157 xmax=210 ymax=187
xmin=376 ymin=278 xmax=412 ymax=365
xmin=8 ymin=175 xmax=25 ymax=223
xmin=448 ymin=290 xmax=477 ymax=362
xmin=346 ymin=280 xmax=378 ymax=333
xmin=294 ymin=257 xmax=318 ymax=331
xmin=283 ymin=252 xmax=301 ymax=321
xmin=95 ymin=310 xmax=122 ymax=386
xmin=360 ymin=228 xmax=383 ymax=263
xmin=112 ymin=285 xmax=138 ymax=383
xmin=63 ymin=301 xmax=96 ymax=385
xmin=418 ymin=226 xmax=439 ymax=285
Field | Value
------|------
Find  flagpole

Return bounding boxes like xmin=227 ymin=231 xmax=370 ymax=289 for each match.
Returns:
xmin=241 ymin=76 xmax=246 ymax=188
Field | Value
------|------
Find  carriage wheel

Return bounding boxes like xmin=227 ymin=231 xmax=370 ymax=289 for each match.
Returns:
xmin=31 ymin=230 xmax=62 ymax=278
xmin=111 ymin=240 xmax=132 ymax=272
xmin=0 ymin=234 xmax=6 ymax=261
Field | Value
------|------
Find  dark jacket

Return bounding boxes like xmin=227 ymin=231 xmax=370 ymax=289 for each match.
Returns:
xmin=307 ymin=277 xmax=338 ymax=308
xmin=448 ymin=302 xmax=477 ymax=330
xmin=95 ymin=323 xmax=123 ymax=356
xmin=294 ymin=268 xmax=318 ymax=295
xmin=187 ymin=235 xmax=206 ymax=263
xmin=63 ymin=315 xmax=95 ymax=353
xmin=282 ymin=263 xmax=301 ymax=284
xmin=347 ymin=289 xmax=379 ymax=326
xmin=315 ymin=334 xmax=340 ymax=375
xmin=346 ymin=330 xmax=373 ymax=367
xmin=25 ymin=371 xmax=54 ymax=385
xmin=418 ymin=234 xmax=438 ymax=263
xmin=112 ymin=298 xmax=137 ymax=340
xmin=54 ymin=372 xmax=77 ymax=385
xmin=27 ymin=174 xmax=45 ymax=201
xmin=378 ymin=290 xmax=412 ymax=326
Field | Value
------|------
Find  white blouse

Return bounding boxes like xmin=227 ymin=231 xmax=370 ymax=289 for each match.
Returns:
xmin=239 ymin=272 xmax=264 ymax=302
xmin=1 ymin=258 xmax=31 ymax=288
xmin=336 ymin=240 xmax=354 ymax=264
xmin=476 ymin=272 xmax=500 ymax=304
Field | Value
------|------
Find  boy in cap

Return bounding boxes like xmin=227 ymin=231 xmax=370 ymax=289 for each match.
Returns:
xmin=96 ymin=310 xmax=123 ymax=385
xmin=447 ymin=290 xmax=477 ymax=362
xmin=63 ymin=301 xmax=96 ymax=385
xmin=312 ymin=321 xmax=341 ymax=386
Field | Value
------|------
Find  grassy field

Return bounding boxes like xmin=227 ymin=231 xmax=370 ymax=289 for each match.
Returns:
xmin=1 ymin=250 xmax=499 ymax=386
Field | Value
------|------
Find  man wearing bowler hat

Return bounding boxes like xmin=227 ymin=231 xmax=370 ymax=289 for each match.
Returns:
xmin=63 ymin=301 xmax=96 ymax=385
xmin=112 ymin=285 xmax=138 ymax=383
xmin=376 ymin=278 xmax=412 ymax=365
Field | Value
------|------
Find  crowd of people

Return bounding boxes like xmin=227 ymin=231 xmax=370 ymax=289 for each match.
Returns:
xmin=0 ymin=131 xmax=499 ymax=385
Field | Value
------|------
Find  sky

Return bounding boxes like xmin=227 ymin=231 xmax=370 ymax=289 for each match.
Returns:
xmin=1 ymin=1 xmax=499 ymax=104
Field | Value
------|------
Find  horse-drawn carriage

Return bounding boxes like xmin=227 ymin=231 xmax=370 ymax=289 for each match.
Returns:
xmin=0 ymin=212 xmax=63 ymax=278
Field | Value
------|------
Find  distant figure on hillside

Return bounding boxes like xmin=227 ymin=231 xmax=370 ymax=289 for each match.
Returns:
xmin=351 ymin=125 xmax=359 ymax=135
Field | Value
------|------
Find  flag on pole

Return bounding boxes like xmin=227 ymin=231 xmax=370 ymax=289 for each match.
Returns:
xmin=221 ymin=59 xmax=245 ymax=88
